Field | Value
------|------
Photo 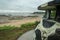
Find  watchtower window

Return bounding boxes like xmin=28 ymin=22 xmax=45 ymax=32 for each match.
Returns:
xmin=43 ymin=10 xmax=56 ymax=20
xmin=50 ymin=10 xmax=56 ymax=19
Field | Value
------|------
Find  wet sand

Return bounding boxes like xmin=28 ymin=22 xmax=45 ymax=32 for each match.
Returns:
xmin=0 ymin=17 xmax=41 ymax=27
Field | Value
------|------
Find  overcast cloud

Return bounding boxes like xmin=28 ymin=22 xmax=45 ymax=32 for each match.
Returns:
xmin=0 ymin=0 xmax=53 ymax=12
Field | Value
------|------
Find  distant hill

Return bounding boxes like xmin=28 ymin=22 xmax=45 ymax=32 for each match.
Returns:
xmin=32 ymin=12 xmax=45 ymax=14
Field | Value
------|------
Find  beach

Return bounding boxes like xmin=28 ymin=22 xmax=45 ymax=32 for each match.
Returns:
xmin=0 ymin=16 xmax=41 ymax=27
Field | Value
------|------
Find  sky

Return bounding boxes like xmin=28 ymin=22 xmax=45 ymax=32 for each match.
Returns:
xmin=0 ymin=0 xmax=53 ymax=12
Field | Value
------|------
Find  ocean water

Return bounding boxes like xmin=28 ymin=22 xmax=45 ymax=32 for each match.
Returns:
xmin=0 ymin=13 xmax=44 ymax=16
xmin=10 ymin=13 xmax=44 ymax=17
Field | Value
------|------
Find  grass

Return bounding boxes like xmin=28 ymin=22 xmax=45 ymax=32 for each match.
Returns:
xmin=0 ymin=25 xmax=16 ymax=31
xmin=0 ymin=26 xmax=19 ymax=40
xmin=0 ymin=21 xmax=40 ymax=40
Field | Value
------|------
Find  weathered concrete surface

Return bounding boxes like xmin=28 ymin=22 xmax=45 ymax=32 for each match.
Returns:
xmin=17 ymin=30 xmax=35 ymax=40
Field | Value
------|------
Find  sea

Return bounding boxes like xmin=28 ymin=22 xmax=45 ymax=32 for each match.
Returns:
xmin=0 ymin=12 xmax=44 ymax=17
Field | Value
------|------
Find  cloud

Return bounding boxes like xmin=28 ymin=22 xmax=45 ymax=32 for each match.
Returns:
xmin=40 ymin=0 xmax=53 ymax=4
xmin=0 ymin=0 xmax=52 ymax=12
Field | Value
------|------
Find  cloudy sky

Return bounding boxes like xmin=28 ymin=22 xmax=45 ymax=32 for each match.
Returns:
xmin=0 ymin=0 xmax=53 ymax=12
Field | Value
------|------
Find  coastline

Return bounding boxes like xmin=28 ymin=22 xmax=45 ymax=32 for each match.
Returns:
xmin=0 ymin=16 xmax=41 ymax=27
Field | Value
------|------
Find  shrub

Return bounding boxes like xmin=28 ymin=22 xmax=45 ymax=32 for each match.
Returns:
xmin=0 ymin=25 xmax=19 ymax=40
xmin=20 ymin=21 xmax=40 ymax=30
xmin=0 ymin=25 xmax=17 ymax=31
xmin=34 ymin=21 xmax=40 ymax=26
xmin=0 ymin=21 xmax=40 ymax=40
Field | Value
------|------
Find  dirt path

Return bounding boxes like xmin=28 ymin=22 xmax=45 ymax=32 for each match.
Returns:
xmin=17 ymin=30 xmax=34 ymax=40
xmin=0 ymin=17 xmax=41 ymax=27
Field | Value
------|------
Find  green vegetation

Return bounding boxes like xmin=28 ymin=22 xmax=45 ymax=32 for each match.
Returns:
xmin=0 ymin=26 xmax=19 ymax=40
xmin=20 ymin=21 xmax=40 ymax=31
xmin=0 ymin=25 xmax=16 ymax=31
xmin=0 ymin=21 xmax=40 ymax=40
xmin=50 ymin=11 xmax=56 ymax=18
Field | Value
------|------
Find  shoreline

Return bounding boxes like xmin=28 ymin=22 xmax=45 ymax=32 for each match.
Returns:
xmin=0 ymin=17 xmax=41 ymax=27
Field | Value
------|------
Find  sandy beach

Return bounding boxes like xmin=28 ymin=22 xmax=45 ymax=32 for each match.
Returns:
xmin=0 ymin=17 xmax=41 ymax=27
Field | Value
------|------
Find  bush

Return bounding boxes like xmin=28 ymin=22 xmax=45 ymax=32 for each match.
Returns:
xmin=20 ymin=21 xmax=40 ymax=30
xmin=0 ymin=25 xmax=17 ymax=31
xmin=19 ymin=21 xmax=40 ymax=37
xmin=0 ymin=21 xmax=40 ymax=40
xmin=21 ymin=23 xmax=34 ymax=27
xmin=35 ymin=21 xmax=40 ymax=26
xmin=0 ymin=25 xmax=19 ymax=40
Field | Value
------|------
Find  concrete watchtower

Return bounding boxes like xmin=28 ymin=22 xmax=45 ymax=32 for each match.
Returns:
xmin=38 ymin=0 xmax=60 ymax=21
